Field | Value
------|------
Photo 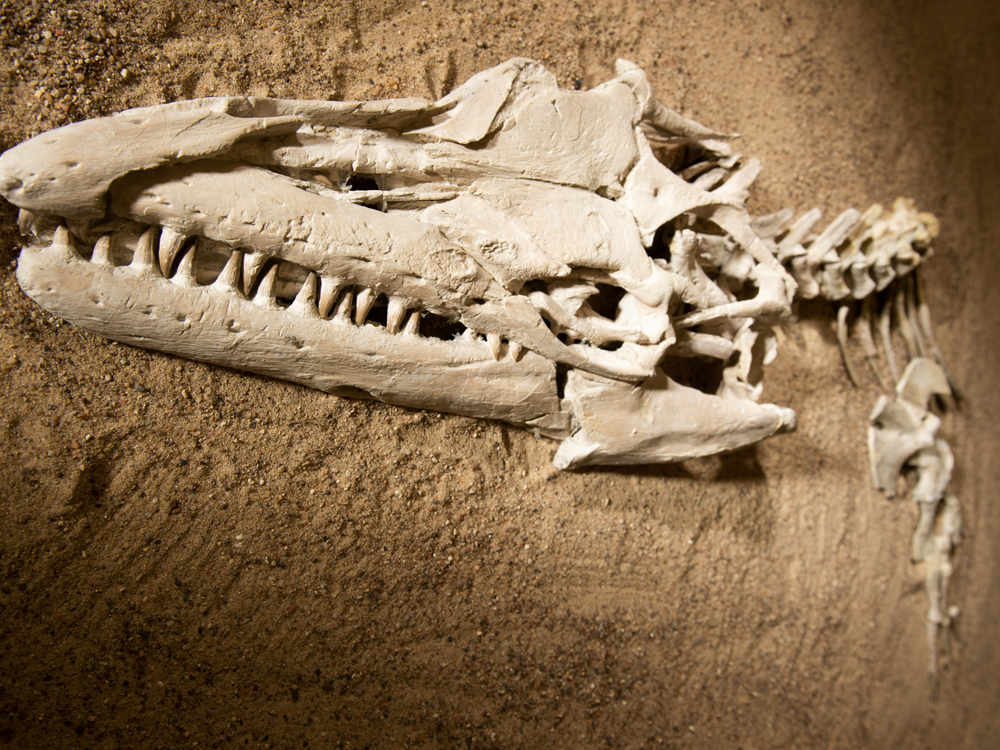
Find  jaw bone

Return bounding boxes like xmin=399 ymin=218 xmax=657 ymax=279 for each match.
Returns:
xmin=1 ymin=57 xmax=801 ymax=468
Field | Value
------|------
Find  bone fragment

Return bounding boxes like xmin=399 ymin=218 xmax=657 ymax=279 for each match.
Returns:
xmin=553 ymin=368 xmax=796 ymax=469
xmin=894 ymin=283 xmax=920 ymax=360
xmin=858 ymin=296 xmax=889 ymax=391
xmin=896 ymin=356 xmax=952 ymax=410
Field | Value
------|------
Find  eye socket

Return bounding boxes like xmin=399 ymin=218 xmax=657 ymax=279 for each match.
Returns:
xmin=584 ymin=284 xmax=626 ymax=322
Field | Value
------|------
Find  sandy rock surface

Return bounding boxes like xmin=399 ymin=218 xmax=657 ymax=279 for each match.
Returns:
xmin=0 ymin=1 xmax=997 ymax=748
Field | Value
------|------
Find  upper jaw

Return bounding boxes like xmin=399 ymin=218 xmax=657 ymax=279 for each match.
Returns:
xmin=12 ymin=145 xmax=683 ymax=383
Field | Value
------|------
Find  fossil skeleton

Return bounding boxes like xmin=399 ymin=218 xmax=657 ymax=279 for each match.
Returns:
xmin=2 ymin=58 xmax=804 ymax=469
xmin=0 ymin=58 xmax=959 ymax=673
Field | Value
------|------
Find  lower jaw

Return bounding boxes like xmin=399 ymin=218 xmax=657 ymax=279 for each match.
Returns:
xmin=15 ymin=239 xmax=570 ymax=435
xmin=16 ymin=235 xmax=796 ymax=467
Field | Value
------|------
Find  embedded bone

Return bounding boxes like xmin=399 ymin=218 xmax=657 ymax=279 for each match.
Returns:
xmin=553 ymin=368 xmax=796 ymax=469
xmin=921 ymin=491 xmax=962 ymax=678
xmin=867 ymin=357 xmax=961 ymax=677
xmin=867 ymin=395 xmax=937 ymax=496
xmin=896 ymin=355 xmax=951 ymax=410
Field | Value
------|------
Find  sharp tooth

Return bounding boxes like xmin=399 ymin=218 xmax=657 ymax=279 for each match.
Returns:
xmin=253 ymin=263 xmax=280 ymax=309
xmin=509 ymin=342 xmax=524 ymax=361
xmin=386 ymin=296 xmax=408 ymax=333
xmin=487 ymin=332 xmax=502 ymax=361
xmin=67 ymin=218 xmax=91 ymax=244
xmin=212 ymin=249 xmax=243 ymax=293
xmin=130 ymin=227 xmax=158 ymax=273
xmin=319 ymin=275 xmax=342 ymax=318
xmin=17 ymin=209 xmax=38 ymax=236
xmin=403 ymin=310 xmax=421 ymax=336
xmin=334 ymin=289 xmax=354 ymax=322
xmin=354 ymin=287 xmax=376 ymax=326
xmin=52 ymin=225 xmax=82 ymax=260
xmin=242 ymin=251 xmax=268 ymax=295
xmin=158 ymin=227 xmax=187 ymax=277
xmin=289 ymin=273 xmax=320 ymax=318
xmin=91 ymin=234 xmax=114 ymax=265
xmin=172 ymin=243 xmax=199 ymax=287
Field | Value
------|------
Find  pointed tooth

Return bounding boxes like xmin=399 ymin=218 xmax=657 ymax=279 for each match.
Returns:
xmin=509 ymin=342 xmax=524 ymax=362
xmin=91 ymin=234 xmax=114 ymax=265
xmin=66 ymin=218 xmax=91 ymax=244
xmin=130 ymin=227 xmax=158 ymax=273
xmin=289 ymin=273 xmax=320 ymax=318
xmin=17 ymin=209 xmax=38 ymax=236
xmin=354 ymin=287 xmax=376 ymax=326
xmin=253 ymin=263 xmax=280 ymax=309
xmin=212 ymin=249 xmax=243 ymax=293
xmin=403 ymin=310 xmax=421 ymax=336
xmin=386 ymin=296 xmax=408 ymax=334
xmin=487 ymin=332 xmax=502 ymax=361
xmin=242 ymin=251 xmax=268 ymax=295
xmin=158 ymin=227 xmax=187 ymax=277
xmin=172 ymin=244 xmax=199 ymax=288
xmin=334 ymin=288 xmax=354 ymax=322
xmin=319 ymin=275 xmax=343 ymax=318
xmin=52 ymin=225 xmax=82 ymax=260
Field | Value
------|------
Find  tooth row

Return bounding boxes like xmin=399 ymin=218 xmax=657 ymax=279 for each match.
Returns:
xmin=466 ymin=330 xmax=523 ymax=361
xmin=54 ymin=224 xmax=526 ymax=358
xmin=58 ymin=224 xmax=434 ymax=336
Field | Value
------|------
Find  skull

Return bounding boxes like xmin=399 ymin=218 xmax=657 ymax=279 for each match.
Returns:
xmin=0 ymin=58 xmax=798 ymax=468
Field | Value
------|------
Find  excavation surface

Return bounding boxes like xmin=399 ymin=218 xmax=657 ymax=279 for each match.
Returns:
xmin=0 ymin=1 xmax=997 ymax=748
